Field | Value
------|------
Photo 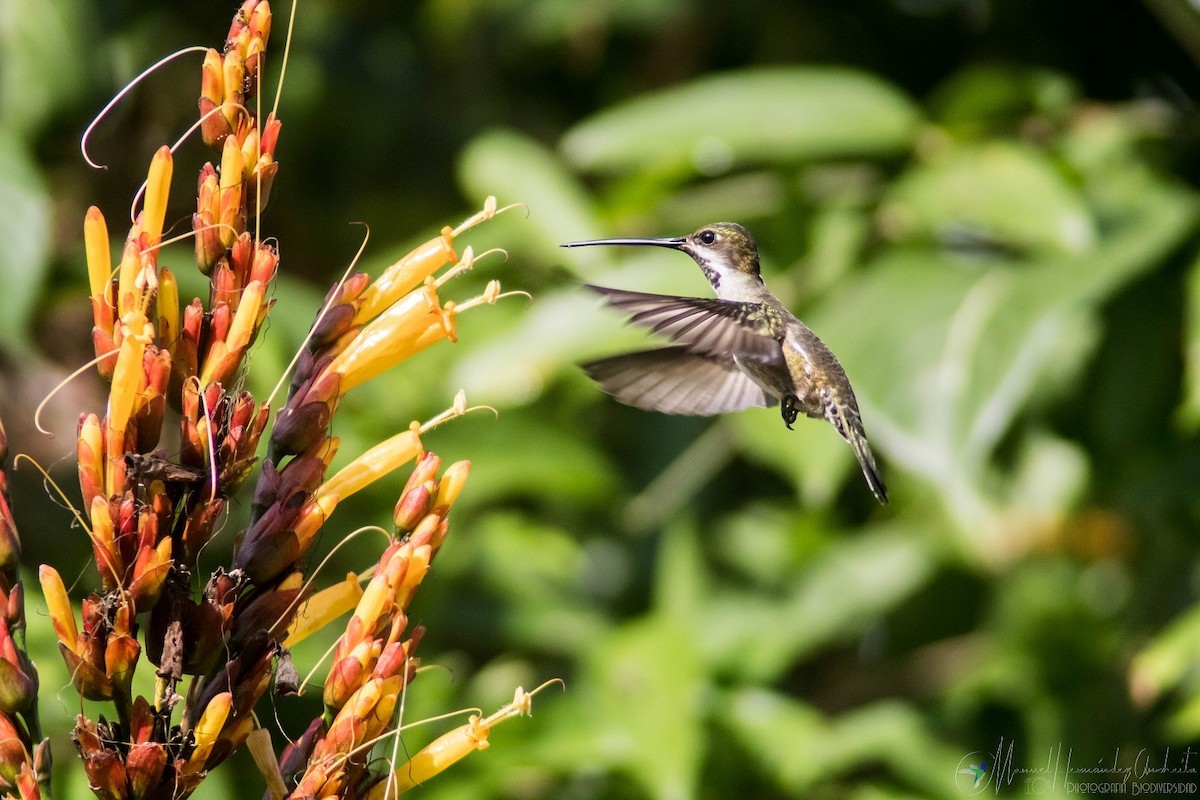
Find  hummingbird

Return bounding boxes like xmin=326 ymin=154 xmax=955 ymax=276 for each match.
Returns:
xmin=561 ymin=222 xmax=888 ymax=504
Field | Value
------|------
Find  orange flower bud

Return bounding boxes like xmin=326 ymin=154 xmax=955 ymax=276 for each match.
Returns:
xmin=393 ymin=484 xmax=432 ymax=532
xmin=129 ymin=537 xmax=172 ymax=609
xmin=126 ymin=741 xmax=167 ymax=800
xmin=104 ymin=632 xmax=140 ymax=700
xmin=401 ymin=451 xmax=442 ymax=497
xmin=323 ymin=641 xmax=375 ymax=711
xmin=199 ymin=49 xmax=232 ymax=148
xmin=80 ymin=741 xmax=126 ymax=800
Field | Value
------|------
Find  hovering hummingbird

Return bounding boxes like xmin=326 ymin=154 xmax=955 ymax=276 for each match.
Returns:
xmin=561 ymin=222 xmax=888 ymax=504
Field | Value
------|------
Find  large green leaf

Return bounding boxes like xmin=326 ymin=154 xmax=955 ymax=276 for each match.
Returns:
xmin=561 ymin=67 xmax=922 ymax=175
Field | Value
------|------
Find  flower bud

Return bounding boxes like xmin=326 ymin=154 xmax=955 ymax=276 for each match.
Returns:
xmin=393 ymin=484 xmax=432 ymax=533
xmin=435 ymin=460 xmax=471 ymax=510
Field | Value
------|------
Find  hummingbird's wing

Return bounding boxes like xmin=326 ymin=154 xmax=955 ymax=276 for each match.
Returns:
xmin=585 ymin=285 xmax=780 ymax=359
xmin=583 ymin=346 xmax=774 ymax=416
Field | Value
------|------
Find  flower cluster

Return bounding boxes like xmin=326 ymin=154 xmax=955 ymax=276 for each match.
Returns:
xmin=22 ymin=2 xmax=536 ymax=798
xmin=277 ymin=454 xmax=464 ymax=798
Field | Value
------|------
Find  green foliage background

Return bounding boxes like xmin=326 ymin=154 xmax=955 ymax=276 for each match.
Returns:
xmin=4 ymin=0 xmax=1200 ymax=797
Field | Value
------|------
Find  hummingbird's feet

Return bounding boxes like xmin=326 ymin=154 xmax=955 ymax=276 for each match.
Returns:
xmin=781 ymin=394 xmax=799 ymax=430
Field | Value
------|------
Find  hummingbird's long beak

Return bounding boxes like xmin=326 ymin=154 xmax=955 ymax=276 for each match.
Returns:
xmin=560 ymin=236 xmax=687 ymax=250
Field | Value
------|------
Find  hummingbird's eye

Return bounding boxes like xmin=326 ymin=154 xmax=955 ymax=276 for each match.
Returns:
xmin=698 ymin=229 xmax=717 ymax=245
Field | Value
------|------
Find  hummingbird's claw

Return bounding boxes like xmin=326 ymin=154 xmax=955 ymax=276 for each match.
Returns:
xmin=781 ymin=394 xmax=799 ymax=429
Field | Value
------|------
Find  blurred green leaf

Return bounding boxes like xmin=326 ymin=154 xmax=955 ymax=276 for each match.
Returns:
xmin=1130 ymin=603 xmax=1200 ymax=737
xmin=729 ymin=410 xmax=858 ymax=508
xmin=881 ymin=141 xmax=1096 ymax=256
xmin=430 ymin=410 xmax=621 ymax=507
xmin=1178 ymin=251 xmax=1200 ymax=430
xmin=577 ymin=617 xmax=705 ymax=800
xmin=705 ymin=526 xmax=941 ymax=681
xmin=0 ymin=131 xmax=51 ymax=346
xmin=458 ymin=128 xmax=603 ymax=264
xmin=466 ymin=513 xmax=611 ymax=651
xmin=720 ymin=689 xmax=963 ymax=797
xmin=928 ymin=66 xmax=1077 ymax=134
xmin=0 ymin=0 xmax=87 ymax=135
xmin=561 ymin=67 xmax=922 ymax=175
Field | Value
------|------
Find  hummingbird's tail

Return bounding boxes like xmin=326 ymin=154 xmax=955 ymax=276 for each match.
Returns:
xmin=849 ymin=431 xmax=888 ymax=505
xmin=822 ymin=387 xmax=888 ymax=504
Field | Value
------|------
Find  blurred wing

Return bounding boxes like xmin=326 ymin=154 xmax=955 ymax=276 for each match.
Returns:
xmin=586 ymin=284 xmax=780 ymax=359
xmin=582 ymin=346 xmax=774 ymax=416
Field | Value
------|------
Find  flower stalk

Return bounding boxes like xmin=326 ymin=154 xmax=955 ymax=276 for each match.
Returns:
xmin=0 ymin=422 xmax=49 ymax=800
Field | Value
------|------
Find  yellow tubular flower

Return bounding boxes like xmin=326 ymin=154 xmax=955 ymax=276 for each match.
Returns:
xmin=226 ymin=280 xmax=265 ymax=351
xmin=201 ymin=48 xmax=224 ymax=107
xmin=158 ymin=267 xmax=179 ymax=348
xmin=285 ymin=573 xmax=364 ymax=648
xmin=142 ymin=146 xmax=174 ymax=248
xmin=433 ymin=461 xmax=471 ymax=509
xmin=315 ymin=430 xmax=423 ymax=507
xmin=78 ymin=412 xmax=105 ymax=508
xmin=116 ymin=240 xmax=141 ymax=318
xmin=327 ymin=284 xmax=441 ymax=393
xmin=395 ymin=546 xmax=431 ymax=609
xmin=84 ymin=206 xmax=112 ymax=300
xmin=183 ymin=692 xmax=233 ymax=775
xmin=239 ymin=126 xmax=261 ymax=179
xmin=89 ymin=496 xmax=122 ymax=585
xmin=218 ymin=135 xmax=245 ymax=247
xmin=221 ymin=53 xmax=245 ymax=128
xmin=373 ymin=717 xmax=490 ymax=797
xmin=366 ymin=685 xmax=546 ymax=798
xmin=38 ymin=565 xmax=78 ymax=653
xmin=354 ymin=233 xmax=456 ymax=324
xmin=108 ymin=314 xmax=154 ymax=438
xmin=352 ymin=545 xmax=409 ymax=633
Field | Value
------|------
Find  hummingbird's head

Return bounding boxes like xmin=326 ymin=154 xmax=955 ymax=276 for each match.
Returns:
xmin=560 ymin=221 xmax=762 ymax=292
xmin=677 ymin=222 xmax=760 ymax=289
